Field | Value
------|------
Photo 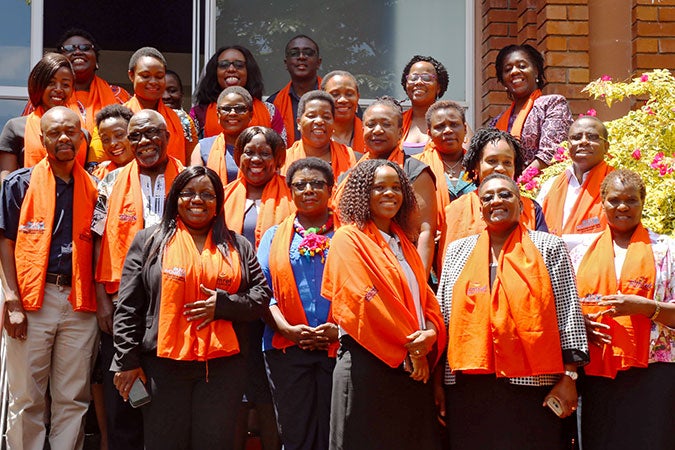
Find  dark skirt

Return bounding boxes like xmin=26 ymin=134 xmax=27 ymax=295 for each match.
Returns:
xmin=445 ymin=373 xmax=566 ymax=450
xmin=580 ymin=363 xmax=675 ymax=450
xmin=329 ymin=335 xmax=441 ymax=450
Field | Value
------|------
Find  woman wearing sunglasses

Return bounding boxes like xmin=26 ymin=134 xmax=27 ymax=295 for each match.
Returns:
xmin=191 ymin=46 xmax=286 ymax=142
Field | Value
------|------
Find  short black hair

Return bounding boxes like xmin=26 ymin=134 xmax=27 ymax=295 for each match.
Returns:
xmin=285 ymin=34 xmax=320 ymax=55
xmin=95 ymin=104 xmax=133 ymax=127
xmin=425 ymin=100 xmax=466 ymax=128
xmin=363 ymin=96 xmax=403 ymax=128
xmin=285 ymin=157 xmax=334 ymax=188
xmin=56 ymin=28 xmax=100 ymax=60
xmin=463 ymin=128 xmax=525 ymax=185
xmin=297 ymin=90 xmax=335 ymax=118
xmin=233 ymin=126 xmax=286 ymax=169
xmin=165 ymin=69 xmax=184 ymax=94
xmin=401 ymin=55 xmax=449 ymax=98
xmin=128 ymin=47 xmax=167 ymax=72
xmin=28 ymin=53 xmax=74 ymax=108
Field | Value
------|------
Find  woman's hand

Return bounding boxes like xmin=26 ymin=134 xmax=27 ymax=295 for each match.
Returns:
xmin=409 ymin=354 xmax=430 ymax=383
xmin=312 ymin=323 xmax=339 ymax=351
xmin=584 ymin=312 xmax=612 ymax=346
xmin=114 ymin=367 xmax=146 ymax=401
xmin=280 ymin=323 xmax=316 ymax=350
xmin=95 ymin=284 xmax=114 ymax=335
xmin=184 ymin=284 xmax=217 ymax=330
xmin=543 ymin=375 xmax=577 ymax=419
xmin=404 ymin=329 xmax=437 ymax=358
xmin=598 ymin=292 xmax=654 ymax=318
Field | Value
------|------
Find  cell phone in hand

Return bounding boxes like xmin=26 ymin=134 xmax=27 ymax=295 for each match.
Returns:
xmin=129 ymin=378 xmax=151 ymax=408
xmin=545 ymin=396 xmax=564 ymax=417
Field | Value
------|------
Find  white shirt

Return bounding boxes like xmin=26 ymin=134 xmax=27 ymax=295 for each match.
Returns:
xmin=537 ymin=167 xmax=590 ymax=228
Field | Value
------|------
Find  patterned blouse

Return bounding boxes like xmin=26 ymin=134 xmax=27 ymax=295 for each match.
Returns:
xmin=568 ymin=230 xmax=675 ymax=364
xmin=437 ymin=230 xmax=589 ymax=386
xmin=491 ymin=94 xmax=573 ymax=166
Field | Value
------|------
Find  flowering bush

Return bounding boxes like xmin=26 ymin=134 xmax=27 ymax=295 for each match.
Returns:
xmin=525 ymin=69 xmax=675 ymax=235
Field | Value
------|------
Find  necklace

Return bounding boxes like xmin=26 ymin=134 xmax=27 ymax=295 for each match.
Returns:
xmin=442 ymin=158 xmax=463 ymax=177
xmin=294 ymin=211 xmax=334 ymax=263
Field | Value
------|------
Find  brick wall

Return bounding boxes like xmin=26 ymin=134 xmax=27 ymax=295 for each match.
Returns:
xmin=633 ymin=0 xmax=675 ymax=74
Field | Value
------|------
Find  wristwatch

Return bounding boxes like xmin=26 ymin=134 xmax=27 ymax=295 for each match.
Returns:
xmin=563 ymin=370 xmax=578 ymax=381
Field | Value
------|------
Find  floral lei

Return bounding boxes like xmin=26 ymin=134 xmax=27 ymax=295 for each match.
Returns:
xmin=294 ymin=211 xmax=333 ymax=263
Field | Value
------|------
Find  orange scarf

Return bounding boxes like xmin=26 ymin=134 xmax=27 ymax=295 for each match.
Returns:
xmin=494 ymin=89 xmax=543 ymax=139
xmin=16 ymin=159 xmax=97 ymax=311
xmin=23 ymin=106 xmax=88 ymax=168
xmin=268 ymin=213 xmax=338 ymax=356
xmin=222 ymin=173 xmax=295 ymax=248
xmin=205 ymin=133 xmax=233 ymax=186
xmin=281 ymin=139 xmax=356 ymax=179
xmin=359 ymin=143 xmax=405 ymax=166
xmin=576 ymin=225 xmax=655 ymax=378
xmin=96 ymin=157 xmax=184 ymax=293
xmin=542 ymin=161 xmax=613 ymax=236
xmin=157 ymin=220 xmax=241 ymax=361
xmin=124 ymin=97 xmax=186 ymax=164
xmin=204 ymin=99 xmax=270 ymax=138
xmin=401 ymin=109 xmax=413 ymax=141
xmin=321 ymin=221 xmax=446 ymax=368
xmin=272 ymin=78 xmax=322 ymax=148
xmin=91 ymin=161 xmax=119 ymax=181
xmin=439 ymin=191 xmax=538 ymax=264
xmin=448 ymin=224 xmax=563 ymax=377
xmin=413 ymin=141 xmax=453 ymax=229
xmin=351 ymin=116 xmax=365 ymax=153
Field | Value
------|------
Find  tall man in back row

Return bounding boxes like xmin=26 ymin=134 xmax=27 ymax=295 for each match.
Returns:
xmin=0 ymin=106 xmax=99 ymax=450
xmin=268 ymin=34 xmax=322 ymax=147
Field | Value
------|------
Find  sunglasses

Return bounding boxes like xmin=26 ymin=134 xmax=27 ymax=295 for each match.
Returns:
xmin=291 ymin=180 xmax=328 ymax=192
xmin=406 ymin=73 xmax=437 ymax=83
xmin=217 ymin=60 xmax=246 ymax=70
xmin=178 ymin=191 xmax=217 ymax=201
xmin=59 ymin=44 xmax=95 ymax=53
xmin=286 ymin=48 xmax=317 ymax=58
xmin=218 ymin=105 xmax=249 ymax=115
xmin=127 ymin=127 xmax=166 ymax=143
xmin=479 ymin=190 xmax=516 ymax=204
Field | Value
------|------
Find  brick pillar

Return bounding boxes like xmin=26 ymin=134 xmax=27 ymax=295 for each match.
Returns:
xmin=633 ymin=0 xmax=675 ymax=73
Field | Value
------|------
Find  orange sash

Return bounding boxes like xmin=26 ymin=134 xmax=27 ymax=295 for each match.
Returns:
xmin=542 ymin=161 xmax=613 ymax=236
xmin=413 ymin=142 xmax=451 ymax=229
xmin=16 ymin=159 xmax=97 ymax=311
xmin=91 ymin=161 xmax=119 ymax=181
xmin=401 ymin=108 xmax=413 ymax=141
xmin=204 ymin=99 xmax=271 ymax=138
xmin=96 ymin=157 xmax=184 ymax=293
xmin=359 ymin=142 xmax=405 ymax=166
xmin=281 ymin=139 xmax=356 ymax=179
xmin=205 ymin=133 xmax=232 ymax=186
xmin=351 ymin=116 xmax=365 ymax=153
xmin=321 ymin=221 xmax=446 ymax=367
xmin=268 ymin=213 xmax=338 ymax=356
xmin=124 ymin=97 xmax=186 ymax=164
xmin=222 ymin=173 xmax=295 ymax=248
xmin=576 ymin=225 xmax=655 ymax=378
xmin=494 ymin=89 xmax=542 ymax=139
xmin=448 ymin=224 xmax=563 ymax=377
xmin=439 ymin=191 xmax=538 ymax=263
xmin=157 ymin=220 xmax=241 ymax=361
xmin=272 ymin=78 xmax=322 ymax=148
xmin=23 ymin=106 xmax=88 ymax=168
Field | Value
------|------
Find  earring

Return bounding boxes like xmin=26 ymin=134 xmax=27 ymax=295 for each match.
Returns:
xmin=96 ymin=63 xmax=100 ymax=70
xmin=536 ymin=78 xmax=540 ymax=83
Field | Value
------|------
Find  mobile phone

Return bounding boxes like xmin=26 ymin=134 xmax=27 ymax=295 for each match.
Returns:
xmin=545 ymin=396 xmax=564 ymax=417
xmin=128 ymin=378 xmax=151 ymax=408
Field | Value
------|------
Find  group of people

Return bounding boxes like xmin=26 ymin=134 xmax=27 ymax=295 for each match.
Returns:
xmin=0 ymin=26 xmax=673 ymax=450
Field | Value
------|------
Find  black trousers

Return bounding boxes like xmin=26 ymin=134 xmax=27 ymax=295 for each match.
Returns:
xmin=140 ymin=353 xmax=246 ymax=450
xmin=100 ymin=331 xmax=144 ymax=450
xmin=264 ymin=346 xmax=335 ymax=450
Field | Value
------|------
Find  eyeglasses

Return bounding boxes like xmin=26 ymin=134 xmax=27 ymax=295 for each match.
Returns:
xmin=291 ymin=180 xmax=329 ymax=192
xmin=406 ymin=73 xmax=437 ymax=83
xmin=59 ymin=44 xmax=94 ymax=53
xmin=569 ymin=132 xmax=607 ymax=144
xmin=217 ymin=60 xmax=246 ymax=70
xmin=479 ymin=190 xmax=516 ymax=204
xmin=127 ymin=127 xmax=166 ymax=143
xmin=178 ymin=191 xmax=218 ymax=201
xmin=218 ymin=105 xmax=250 ymax=115
xmin=286 ymin=48 xmax=317 ymax=58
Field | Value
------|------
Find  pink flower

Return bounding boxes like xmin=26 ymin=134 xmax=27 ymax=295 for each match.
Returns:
xmin=645 ymin=106 xmax=655 ymax=115
xmin=553 ymin=146 xmax=568 ymax=162
xmin=601 ymin=75 xmax=612 ymax=81
xmin=640 ymin=74 xmax=649 ymax=82
xmin=651 ymin=152 xmax=665 ymax=169
xmin=631 ymin=149 xmax=641 ymax=160
xmin=586 ymin=108 xmax=597 ymax=117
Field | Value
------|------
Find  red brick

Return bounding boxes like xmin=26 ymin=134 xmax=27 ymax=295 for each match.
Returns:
xmin=544 ymin=20 xmax=589 ymax=35
xmin=544 ymin=0 xmax=585 ymax=3
xmin=567 ymin=36 xmax=589 ymax=51
xmin=658 ymin=7 xmax=675 ymax=21
xmin=634 ymin=38 xmax=659 ymax=53
xmin=545 ymin=67 xmax=567 ymax=83
xmin=634 ymin=6 xmax=658 ymax=21
xmin=486 ymin=8 xmax=518 ymax=23
xmin=635 ymin=0 xmax=675 ymax=5
xmin=546 ymin=36 xmax=568 ymax=50
xmin=635 ymin=53 xmax=675 ymax=69
xmin=545 ymin=5 xmax=567 ymax=20
xmin=547 ymin=83 xmax=586 ymax=100
xmin=659 ymin=38 xmax=675 ymax=53
xmin=567 ymin=5 xmax=589 ymax=20
xmin=546 ymin=51 xmax=589 ymax=67
xmin=568 ymin=68 xmax=590 ymax=83
xmin=485 ymin=22 xmax=511 ymax=36
xmin=567 ymin=99 xmax=593 ymax=118
xmin=635 ymin=21 xmax=675 ymax=37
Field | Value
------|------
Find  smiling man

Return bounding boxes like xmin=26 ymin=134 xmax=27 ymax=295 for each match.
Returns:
xmin=537 ymin=116 xmax=614 ymax=237
xmin=0 ymin=106 xmax=99 ymax=450
xmin=90 ymin=109 xmax=184 ymax=449
xmin=267 ymin=35 xmax=322 ymax=147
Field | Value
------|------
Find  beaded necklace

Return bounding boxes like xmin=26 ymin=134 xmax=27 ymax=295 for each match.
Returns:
xmin=293 ymin=211 xmax=334 ymax=263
